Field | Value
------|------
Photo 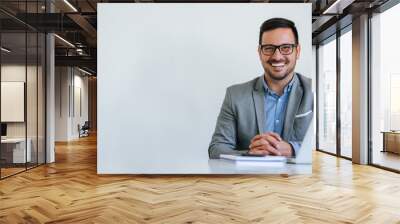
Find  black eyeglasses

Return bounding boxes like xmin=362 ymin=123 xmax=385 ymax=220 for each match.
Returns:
xmin=260 ymin=44 xmax=297 ymax=56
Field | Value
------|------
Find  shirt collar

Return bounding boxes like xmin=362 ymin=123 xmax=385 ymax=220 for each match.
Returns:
xmin=262 ymin=73 xmax=296 ymax=95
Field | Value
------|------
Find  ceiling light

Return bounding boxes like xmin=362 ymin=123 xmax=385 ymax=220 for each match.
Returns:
xmin=78 ymin=67 xmax=93 ymax=76
xmin=54 ymin=34 xmax=75 ymax=48
xmin=322 ymin=0 xmax=354 ymax=15
xmin=63 ymin=0 xmax=78 ymax=12
xmin=1 ymin=47 xmax=11 ymax=53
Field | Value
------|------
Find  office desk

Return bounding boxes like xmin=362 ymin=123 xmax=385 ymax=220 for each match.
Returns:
xmin=99 ymin=159 xmax=312 ymax=175
xmin=381 ymin=131 xmax=400 ymax=154
xmin=207 ymin=159 xmax=312 ymax=175
xmin=1 ymin=138 xmax=32 ymax=163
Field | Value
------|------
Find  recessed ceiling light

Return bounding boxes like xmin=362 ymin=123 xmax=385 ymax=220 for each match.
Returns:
xmin=78 ymin=67 xmax=93 ymax=76
xmin=322 ymin=0 xmax=354 ymax=15
xmin=63 ymin=0 xmax=78 ymax=12
xmin=1 ymin=47 xmax=11 ymax=53
xmin=54 ymin=34 xmax=75 ymax=48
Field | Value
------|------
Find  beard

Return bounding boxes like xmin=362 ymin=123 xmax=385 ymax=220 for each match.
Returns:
xmin=264 ymin=59 xmax=296 ymax=81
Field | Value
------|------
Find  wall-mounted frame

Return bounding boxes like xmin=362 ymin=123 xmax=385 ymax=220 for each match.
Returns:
xmin=1 ymin=81 xmax=25 ymax=122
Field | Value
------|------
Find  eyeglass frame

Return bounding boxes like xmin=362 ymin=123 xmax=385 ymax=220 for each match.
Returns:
xmin=259 ymin=43 xmax=298 ymax=56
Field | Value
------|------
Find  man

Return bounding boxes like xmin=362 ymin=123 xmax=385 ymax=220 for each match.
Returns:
xmin=208 ymin=18 xmax=313 ymax=159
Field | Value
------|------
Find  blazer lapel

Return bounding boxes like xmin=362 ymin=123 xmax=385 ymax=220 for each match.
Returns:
xmin=282 ymin=75 xmax=303 ymax=140
xmin=252 ymin=77 xmax=265 ymax=134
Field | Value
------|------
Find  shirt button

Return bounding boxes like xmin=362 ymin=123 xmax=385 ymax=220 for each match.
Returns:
xmin=276 ymin=120 xmax=279 ymax=123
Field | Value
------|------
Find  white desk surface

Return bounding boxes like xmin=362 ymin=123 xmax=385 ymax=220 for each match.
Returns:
xmin=1 ymin=138 xmax=27 ymax=144
xmin=207 ymin=159 xmax=312 ymax=175
xmin=98 ymin=159 xmax=312 ymax=175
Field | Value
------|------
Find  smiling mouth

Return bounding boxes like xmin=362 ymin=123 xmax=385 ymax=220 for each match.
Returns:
xmin=269 ymin=62 xmax=286 ymax=68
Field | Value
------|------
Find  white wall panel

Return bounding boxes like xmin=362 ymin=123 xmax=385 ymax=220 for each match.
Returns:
xmin=98 ymin=3 xmax=312 ymax=173
xmin=1 ymin=82 xmax=24 ymax=122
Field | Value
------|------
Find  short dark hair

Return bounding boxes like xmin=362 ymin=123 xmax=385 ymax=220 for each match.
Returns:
xmin=259 ymin=18 xmax=299 ymax=45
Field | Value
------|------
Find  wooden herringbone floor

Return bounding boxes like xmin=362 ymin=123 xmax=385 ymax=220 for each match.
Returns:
xmin=1 ymin=135 xmax=400 ymax=224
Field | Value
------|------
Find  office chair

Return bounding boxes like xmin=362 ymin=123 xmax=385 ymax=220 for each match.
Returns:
xmin=79 ymin=121 xmax=90 ymax=138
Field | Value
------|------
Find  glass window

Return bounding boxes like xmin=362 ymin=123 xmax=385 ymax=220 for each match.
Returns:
xmin=340 ymin=29 xmax=352 ymax=158
xmin=38 ymin=32 xmax=46 ymax=165
xmin=318 ymin=37 xmax=337 ymax=154
xmin=371 ymin=3 xmax=400 ymax=171
xmin=1 ymin=31 xmax=28 ymax=178
xmin=0 ymin=1 xmax=46 ymax=179
xmin=27 ymin=31 xmax=38 ymax=169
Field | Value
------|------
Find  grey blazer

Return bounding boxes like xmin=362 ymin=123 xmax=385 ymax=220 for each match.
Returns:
xmin=208 ymin=73 xmax=313 ymax=159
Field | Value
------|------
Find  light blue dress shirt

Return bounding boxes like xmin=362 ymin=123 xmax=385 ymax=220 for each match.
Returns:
xmin=262 ymin=76 xmax=300 ymax=156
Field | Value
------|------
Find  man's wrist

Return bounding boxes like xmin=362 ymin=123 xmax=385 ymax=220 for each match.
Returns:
xmin=280 ymin=141 xmax=294 ymax=157
xmin=287 ymin=142 xmax=295 ymax=157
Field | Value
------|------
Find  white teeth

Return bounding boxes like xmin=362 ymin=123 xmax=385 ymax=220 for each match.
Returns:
xmin=271 ymin=63 xmax=285 ymax=67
